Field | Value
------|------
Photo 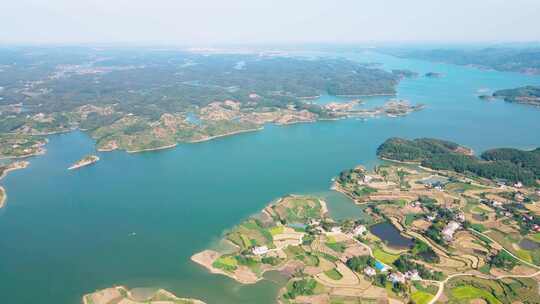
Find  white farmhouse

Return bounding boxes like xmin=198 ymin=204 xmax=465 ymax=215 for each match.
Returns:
xmin=353 ymin=225 xmax=367 ymax=236
xmin=364 ymin=266 xmax=376 ymax=277
xmin=252 ymin=246 xmax=269 ymax=255
xmin=442 ymin=221 xmax=461 ymax=242
xmin=388 ymin=272 xmax=405 ymax=283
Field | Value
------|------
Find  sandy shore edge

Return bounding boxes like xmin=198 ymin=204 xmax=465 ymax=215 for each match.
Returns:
xmin=191 ymin=250 xmax=261 ymax=284
xmin=0 ymin=186 xmax=6 ymax=209
xmin=82 ymin=285 xmax=206 ymax=304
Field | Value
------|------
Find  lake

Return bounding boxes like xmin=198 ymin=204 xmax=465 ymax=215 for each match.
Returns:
xmin=369 ymin=222 xmax=414 ymax=249
xmin=1 ymin=50 xmax=540 ymax=304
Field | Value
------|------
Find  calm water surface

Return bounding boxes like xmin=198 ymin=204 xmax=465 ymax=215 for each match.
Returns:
xmin=370 ymin=222 xmax=414 ymax=249
xmin=1 ymin=50 xmax=540 ymax=304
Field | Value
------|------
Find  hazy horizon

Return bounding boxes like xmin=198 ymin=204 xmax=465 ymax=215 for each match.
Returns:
xmin=2 ymin=0 xmax=540 ymax=45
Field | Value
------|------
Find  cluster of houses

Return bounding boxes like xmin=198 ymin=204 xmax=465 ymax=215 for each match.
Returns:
xmin=420 ymin=176 xmax=448 ymax=191
xmin=362 ymin=265 xmax=421 ymax=284
xmin=482 ymin=198 xmax=540 ymax=233
xmin=305 ymin=217 xmax=369 ymax=239
xmin=410 ymin=198 xmax=465 ymax=242
xmin=495 ymin=179 xmax=525 ymax=189
xmin=388 ymin=270 xmax=422 ymax=283
xmin=252 ymin=245 xmax=269 ymax=255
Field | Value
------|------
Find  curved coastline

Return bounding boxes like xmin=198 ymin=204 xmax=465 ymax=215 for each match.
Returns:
xmin=0 ymin=186 xmax=6 ymax=209
xmin=0 ymin=161 xmax=30 ymax=208
xmin=82 ymin=286 xmax=206 ymax=304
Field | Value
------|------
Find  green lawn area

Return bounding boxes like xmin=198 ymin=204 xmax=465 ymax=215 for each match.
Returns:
xmin=531 ymin=233 xmax=540 ymax=242
xmin=268 ymin=226 xmax=284 ymax=236
xmin=284 ymin=197 xmax=322 ymax=222
xmin=411 ymin=291 xmax=433 ymax=304
xmin=373 ymin=248 xmax=399 ymax=265
xmin=393 ymin=199 xmax=408 ymax=207
xmin=472 ymin=206 xmax=488 ymax=214
xmin=451 ymin=286 xmax=502 ymax=304
xmin=326 ymin=241 xmax=347 ymax=253
xmin=354 ymin=186 xmax=377 ymax=197
xmin=324 ymin=268 xmax=343 ymax=280
xmin=316 ymin=252 xmax=339 ymax=262
xmin=446 ymin=182 xmax=486 ymax=193
xmin=303 ymin=254 xmax=320 ymax=267
xmin=227 ymin=219 xmax=274 ymax=250
xmin=405 ymin=213 xmax=422 ymax=226
xmin=516 ymin=249 xmax=533 ymax=263
xmin=212 ymin=256 xmax=238 ymax=272
xmin=325 ymin=235 xmax=347 ymax=253
xmin=470 ymin=223 xmax=487 ymax=232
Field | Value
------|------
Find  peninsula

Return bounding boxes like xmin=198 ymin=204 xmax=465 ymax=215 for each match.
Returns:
xmin=0 ymin=134 xmax=47 ymax=159
xmin=68 ymin=155 xmax=99 ymax=170
xmin=0 ymin=160 xmax=30 ymax=208
xmin=492 ymin=85 xmax=540 ymax=106
xmin=193 ymin=138 xmax=540 ymax=304
xmin=82 ymin=286 xmax=205 ymax=304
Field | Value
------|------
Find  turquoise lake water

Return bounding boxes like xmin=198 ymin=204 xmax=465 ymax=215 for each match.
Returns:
xmin=1 ymin=50 xmax=540 ymax=303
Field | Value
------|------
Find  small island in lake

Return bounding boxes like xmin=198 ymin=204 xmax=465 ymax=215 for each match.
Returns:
xmin=68 ymin=155 xmax=100 ymax=170
xmin=424 ymin=72 xmax=444 ymax=78
xmin=492 ymin=85 xmax=540 ymax=106
xmin=478 ymin=94 xmax=495 ymax=101
xmin=82 ymin=286 xmax=205 ymax=304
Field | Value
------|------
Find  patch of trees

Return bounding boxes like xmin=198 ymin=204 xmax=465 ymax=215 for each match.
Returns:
xmin=261 ymin=256 xmax=281 ymax=266
xmin=481 ymin=147 xmax=540 ymax=178
xmin=377 ymin=137 xmax=539 ymax=186
xmin=489 ymin=250 xmax=517 ymax=270
xmin=425 ymin=224 xmax=445 ymax=246
xmin=418 ymin=196 xmax=438 ymax=212
xmin=283 ymin=278 xmax=318 ymax=299
xmin=393 ymin=255 xmax=444 ymax=281
xmin=411 ymin=239 xmax=440 ymax=263
xmin=346 ymin=255 xmax=377 ymax=272
xmin=337 ymin=168 xmax=364 ymax=186
xmin=372 ymin=274 xmax=387 ymax=287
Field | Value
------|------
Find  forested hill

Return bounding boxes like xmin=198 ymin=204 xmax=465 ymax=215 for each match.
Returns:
xmin=377 ymin=137 xmax=540 ymax=186
xmin=492 ymin=86 xmax=540 ymax=106
xmin=0 ymin=47 xmax=397 ymax=115
xmin=383 ymin=47 xmax=540 ymax=74
xmin=0 ymin=46 xmax=403 ymax=154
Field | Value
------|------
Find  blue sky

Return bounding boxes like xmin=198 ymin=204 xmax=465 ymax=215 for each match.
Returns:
xmin=2 ymin=0 xmax=540 ymax=44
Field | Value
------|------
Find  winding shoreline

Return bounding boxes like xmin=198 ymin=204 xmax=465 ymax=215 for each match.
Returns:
xmin=82 ymin=285 xmax=206 ymax=304
xmin=0 ymin=161 xmax=29 ymax=208
xmin=188 ymin=127 xmax=264 ymax=144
